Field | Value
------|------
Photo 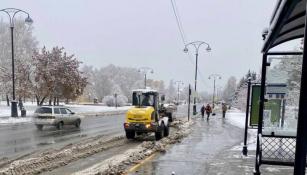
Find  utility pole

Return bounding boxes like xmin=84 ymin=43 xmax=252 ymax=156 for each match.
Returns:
xmin=174 ymin=81 xmax=184 ymax=105
xmin=114 ymin=93 xmax=118 ymax=108
xmin=138 ymin=67 xmax=154 ymax=89
xmin=208 ymin=74 xmax=222 ymax=108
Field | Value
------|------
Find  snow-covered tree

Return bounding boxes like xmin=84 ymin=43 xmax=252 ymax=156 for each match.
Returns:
xmin=82 ymin=64 xmax=144 ymax=103
xmin=222 ymin=76 xmax=237 ymax=103
xmin=32 ymin=46 xmax=87 ymax=105
xmin=102 ymin=94 xmax=128 ymax=107
xmin=165 ymin=80 xmax=176 ymax=102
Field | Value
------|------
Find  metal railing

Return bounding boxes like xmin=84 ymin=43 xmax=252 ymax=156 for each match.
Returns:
xmin=261 ymin=134 xmax=296 ymax=166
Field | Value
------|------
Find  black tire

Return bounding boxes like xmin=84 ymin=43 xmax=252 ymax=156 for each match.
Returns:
xmin=155 ymin=123 xmax=165 ymax=140
xmin=75 ymin=119 xmax=81 ymax=128
xmin=164 ymin=124 xmax=170 ymax=137
xmin=168 ymin=113 xmax=173 ymax=122
xmin=126 ymin=131 xmax=135 ymax=139
xmin=57 ymin=122 xmax=64 ymax=130
xmin=36 ymin=124 xmax=43 ymax=131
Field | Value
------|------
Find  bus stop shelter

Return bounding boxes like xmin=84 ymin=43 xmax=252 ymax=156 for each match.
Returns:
xmin=255 ymin=0 xmax=307 ymax=174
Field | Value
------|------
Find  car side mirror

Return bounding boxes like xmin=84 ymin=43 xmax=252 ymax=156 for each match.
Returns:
xmin=71 ymin=112 xmax=75 ymax=115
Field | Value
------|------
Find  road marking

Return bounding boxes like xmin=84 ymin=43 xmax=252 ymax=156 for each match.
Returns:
xmin=126 ymin=153 xmax=157 ymax=174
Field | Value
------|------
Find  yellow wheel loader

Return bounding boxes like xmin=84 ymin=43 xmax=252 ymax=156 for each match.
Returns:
xmin=124 ymin=89 xmax=170 ymax=140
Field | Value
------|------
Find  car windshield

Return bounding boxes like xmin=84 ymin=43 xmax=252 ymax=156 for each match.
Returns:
xmin=35 ymin=107 xmax=52 ymax=114
xmin=132 ymin=92 xmax=154 ymax=106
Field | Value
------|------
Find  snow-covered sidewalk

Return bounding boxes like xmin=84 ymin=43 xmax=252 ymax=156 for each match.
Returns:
xmin=129 ymin=108 xmax=294 ymax=174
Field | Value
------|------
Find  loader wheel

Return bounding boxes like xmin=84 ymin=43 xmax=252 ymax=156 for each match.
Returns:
xmin=164 ymin=125 xmax=170 ymax=137
xmin=155 ymin=123 xmax=165 ymax=140
xmin=168 ymin=113 xmax=173 ymax=122
xmin=126 ymin=131 xmax=135 ymax=139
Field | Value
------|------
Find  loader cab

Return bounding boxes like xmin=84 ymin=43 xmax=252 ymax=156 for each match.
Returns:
xmin=132 ymin=90 xmax=159 ymax=110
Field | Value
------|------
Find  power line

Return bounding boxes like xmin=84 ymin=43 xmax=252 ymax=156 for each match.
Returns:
xmin=170 ymin=0 xmax=211 ymax=90
xmin=170 ymin=0 xmax=186 ymax=44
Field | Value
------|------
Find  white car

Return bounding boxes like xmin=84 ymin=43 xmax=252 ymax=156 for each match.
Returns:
xmin=33 ymin=106 xmax=81 ymax=130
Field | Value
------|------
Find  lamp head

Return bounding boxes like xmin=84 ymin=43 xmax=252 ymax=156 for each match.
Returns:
xmin=262 ymin=27 xmax=269 ymax=40
xmin=25 ymin=15 xmax=33 ymax=25
xmin=206 ymin=46 xmax=211 ymax=52
xmin=183 ymin=47 xmax=188 ymax=53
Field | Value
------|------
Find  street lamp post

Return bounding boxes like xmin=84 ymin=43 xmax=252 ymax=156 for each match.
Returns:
xmin=183 ymin=41 xmax=211 ymax=115
xmin=243 ymin=77 xmax=252 ymax=156
xmin=208 ymin=74 xmax=222 ymax=109
xmin=138 ymin=67 xmax=154 ymax=89
xmin=0 ymin=8 xmax=33 ymax=117
xmin=114 ymin=93 xmax=118 ymax=108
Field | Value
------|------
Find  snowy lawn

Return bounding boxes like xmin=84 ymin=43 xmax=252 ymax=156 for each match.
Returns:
xmin=225 ymin=108 xmax=257 ymax=151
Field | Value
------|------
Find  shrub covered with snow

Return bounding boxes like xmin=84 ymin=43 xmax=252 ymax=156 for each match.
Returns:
xmin=102 ymin=95 xmax=128 ymax=107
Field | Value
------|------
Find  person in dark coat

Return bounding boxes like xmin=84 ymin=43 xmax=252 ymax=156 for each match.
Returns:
xmin=222 ymin=103 xmax=227 ymax=118
xmin=205 ymin=104 xmax=212 ymax=120
xmin=201 ymin=104 xmax=205 ymax=118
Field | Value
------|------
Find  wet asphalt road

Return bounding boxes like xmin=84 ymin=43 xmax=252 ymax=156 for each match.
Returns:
xmin=0 ymin=114 xmax=125 ymax=160
xmin=130 ymin=113 xmax=244 ymax=175
xmin=0 ymin=105 xmax=188 ymax=161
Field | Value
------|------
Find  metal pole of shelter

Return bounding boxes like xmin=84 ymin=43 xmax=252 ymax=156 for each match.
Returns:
xmin=294 ymin=4 xmax=307 ymax=174
xmin=243 ymin=77 xmax=251 ymax=156
xmin=254 ymin=53 xmax=267 ymax=175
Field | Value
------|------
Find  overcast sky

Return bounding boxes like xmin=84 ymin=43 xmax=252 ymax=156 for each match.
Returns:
xmin=1 ymin=0 xmax=279 ymax=92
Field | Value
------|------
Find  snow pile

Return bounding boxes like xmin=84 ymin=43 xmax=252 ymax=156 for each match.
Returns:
xmin=0 ymin=135 xmax=125 ymax=175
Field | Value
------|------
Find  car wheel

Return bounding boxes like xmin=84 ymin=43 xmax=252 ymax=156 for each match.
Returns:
xmin=75 ymin=119 xmax=81 ymax=128
xmin=57 ymin=122 xmax=64 ymax=130
xmin=36 ymin=124 xmax=43 ymax=131
xmin=126 ymin=131 xmax=135 ymax=139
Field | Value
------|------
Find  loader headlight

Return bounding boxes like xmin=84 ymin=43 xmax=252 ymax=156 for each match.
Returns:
xmin=124 ymin=123 xmax=130 ymax=128
xmin=145 ymin=124 xmax=151 ymax=128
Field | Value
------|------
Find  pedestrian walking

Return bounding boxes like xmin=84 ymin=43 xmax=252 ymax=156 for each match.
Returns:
xmin=205 ymin=104 xmax=212 ymax=120
xmin=200 ymin=104 xmax=205 ymax=118
xmin=222 ymin=103 xmax=227 ymax=118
